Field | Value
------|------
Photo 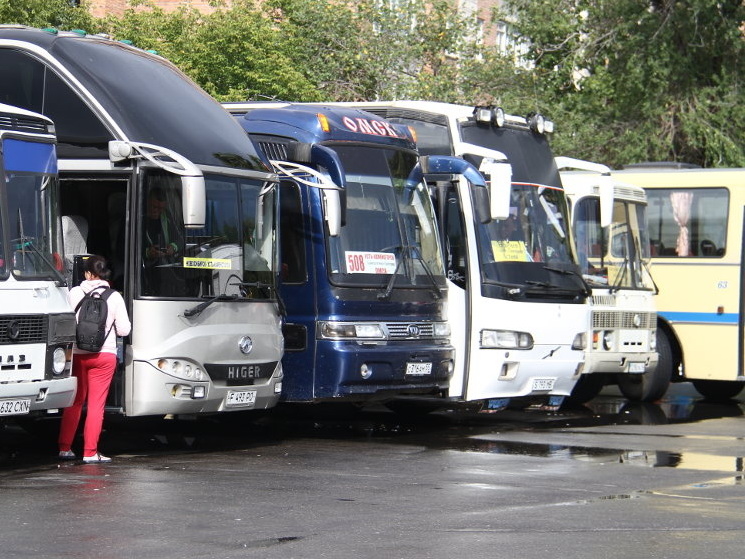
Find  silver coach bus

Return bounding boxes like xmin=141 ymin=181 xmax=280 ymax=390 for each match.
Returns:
xmin=0 ymin=26 xmax=283 ymax=416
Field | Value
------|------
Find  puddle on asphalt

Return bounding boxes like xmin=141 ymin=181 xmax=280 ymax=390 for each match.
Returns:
xmin=460 ymin=438 xmax=745 ymax=474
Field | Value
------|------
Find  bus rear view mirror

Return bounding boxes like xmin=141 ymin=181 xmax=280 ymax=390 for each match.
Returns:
xmin=181 ymin=175 xmax=206 ymax=228
xmin=598 ymin=174 xmax=614 ymax=229
xmin=108 ymin=140 xmax=206 ymax=228
xmin=324 ymin=189 xmax=342 ymax=237
xmin=479 ymin=158 xmax=512 ymax=221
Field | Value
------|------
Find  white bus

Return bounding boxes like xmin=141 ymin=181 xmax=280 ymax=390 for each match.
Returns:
xmin=613 ymin=166 xmax=745 ymax=401
xmin=0 ymin=26 xmax=283 ymax=417
xmin=0 ymin=103 xmax=77 ymax=419
xmin=341 ymin=101 xmax=588 ymax=410
xmin=559 ymin=159 xmax=661 ymax=402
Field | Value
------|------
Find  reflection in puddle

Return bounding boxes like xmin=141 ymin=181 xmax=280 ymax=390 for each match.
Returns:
xmin=463 ymin=438 xmax=745 ymax=474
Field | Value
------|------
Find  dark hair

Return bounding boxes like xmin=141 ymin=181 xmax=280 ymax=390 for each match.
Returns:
xmin=84 ymin=254 xmax=112 ymax=281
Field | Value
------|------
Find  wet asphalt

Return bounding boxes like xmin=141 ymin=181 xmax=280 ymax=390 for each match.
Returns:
xmin=1 ymin=383 xmax=744 ymax=559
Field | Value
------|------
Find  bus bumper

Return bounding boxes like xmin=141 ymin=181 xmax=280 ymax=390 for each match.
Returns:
xmin=0 ymin=376 xmax=77 ymax=413
xmin=583 ymin=350 xmax=659 ymax=376
xmin=305 ymin=341 xmax=455 ymax=401
xmin=126 ymin=359 xmax=283 ymax=416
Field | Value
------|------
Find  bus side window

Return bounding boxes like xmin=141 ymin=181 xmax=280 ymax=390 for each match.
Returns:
xmin=279 ymin=181 xmax=307 ymax=284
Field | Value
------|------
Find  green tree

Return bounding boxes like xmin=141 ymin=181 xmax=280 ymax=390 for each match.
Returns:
xmin=99 ymin=0 xmax=320 ymax=101
xmin=499 ymin=0 xmax=745 ymax=168
xmin=0 ymin=0 xmax=95 ymax=30
xmin=269 ymin=0 xmax=482 ymax=102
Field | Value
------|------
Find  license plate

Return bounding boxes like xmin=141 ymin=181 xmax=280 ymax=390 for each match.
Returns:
xmin=0 ymin=398 xmax=31 ymax=416
xmin=225 ymin=390 xmax=257 ymax=407
xmin=406 ymin=362 xmax=432 ymax=376
xmin=628 ymin=362 xmax=646 ymax=373
xmin=531 ymin=378 xmax=555 ymax=391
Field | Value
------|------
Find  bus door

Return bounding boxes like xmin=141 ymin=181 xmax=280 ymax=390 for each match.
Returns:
xmin=277 ymin=179 xmax=318 ymax=401
xmin=58 ymin=170 xmax=132 ymax=410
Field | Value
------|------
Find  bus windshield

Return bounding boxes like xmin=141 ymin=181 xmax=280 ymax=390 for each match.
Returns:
xmin=476 ymin=183 xmax=581 ymax=291
xmin=1 ymin=138 xmax=60 ymax=281
xmin=574 ymin=197 xmax=655 ymax=290
xmin=326 ymin=145 xmax=445 ymax=289
xmin=139 ymin=169 xmax=277 ymax=299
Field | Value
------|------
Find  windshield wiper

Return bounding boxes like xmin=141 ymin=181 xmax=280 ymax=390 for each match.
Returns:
xmin=184 ymin=294 xmax=238 ymax=318
xmin=408 ymin=250 xmax=443 ymax=300
xmin=230 ymin=278 xmax=286 ymax=316
xmin=10 ymin=235 xmax=67 ymax=285
xmin=377 ymin=245 xmax=405 ymax=300
xmin=543 ymin=265 xmax=591 ymax=296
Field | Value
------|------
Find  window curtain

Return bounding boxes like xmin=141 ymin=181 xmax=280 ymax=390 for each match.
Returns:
xmin=670 ymin=191 xmax=693 ymax=256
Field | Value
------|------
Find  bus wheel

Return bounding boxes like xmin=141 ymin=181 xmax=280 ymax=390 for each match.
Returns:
xmin=691 ymin=380 xmax=745 ymax=402
xmin=618 ymin=331 xmax=672 ymax=402
xmin=565 ymin=374 xmax=606 ymax=405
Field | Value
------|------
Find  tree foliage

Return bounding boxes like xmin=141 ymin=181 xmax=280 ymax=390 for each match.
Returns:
xmin=0 ymin=0 xmax=95 ymax=30
xmin=2 ymin=0 xmax=742 ymax=167
xmin=499 ymin=0 xmax=745 ymax=167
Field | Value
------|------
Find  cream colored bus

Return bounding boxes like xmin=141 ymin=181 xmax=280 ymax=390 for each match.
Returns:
xmin=612 ymin=166 xmax=745 ymax=400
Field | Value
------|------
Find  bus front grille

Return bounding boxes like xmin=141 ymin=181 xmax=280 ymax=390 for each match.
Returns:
xmin=592 ymin=311 xmax=656 ymax=330
xmin=386 ymin=322 xmax=436 ymax=340
xmin=0 ymin=315 xmax=48 ymax=344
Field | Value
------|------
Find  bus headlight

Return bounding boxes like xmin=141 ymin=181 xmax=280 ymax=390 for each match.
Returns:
xmin=602 ymin=331 xmax=614 ymax=351
xmin=480 ymin=329 xmax=533 ymax=349
xmin=318 ymin=321 xmax=385 ymax=340
xmin=52 ymin=347 xmax=67 ymax=375
xmin=433 ymin=322 xmax=451 ymax=338
xmin=572 ymin=332 xmax=587 ymax=350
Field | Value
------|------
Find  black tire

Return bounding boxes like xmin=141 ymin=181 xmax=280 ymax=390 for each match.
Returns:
xmin=691 ymin=379 xmax=745 ymax=402
xmin=618 ymin=330 xmax=672 ymax=402
xmin=565 ymin=374 xmax=606 ymax=405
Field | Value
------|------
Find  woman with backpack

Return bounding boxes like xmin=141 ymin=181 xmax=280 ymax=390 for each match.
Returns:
xmin=58 ymin=255 xmax=131 ymax=463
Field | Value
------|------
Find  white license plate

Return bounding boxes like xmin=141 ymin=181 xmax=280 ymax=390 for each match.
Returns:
xmin=628 ymin=362 xmax=646 ymax=373
xmin=531 ymin=378 xmax=556 ymax=391
xmin=406 ymin=362 xmax=432 ymax=376
xmin=225 ymin=390 xmax=257 ymax=407
xmin=0 ymin=398 xmax=31 ymax=416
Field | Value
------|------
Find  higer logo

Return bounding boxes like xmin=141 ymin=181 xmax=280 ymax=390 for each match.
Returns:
xmin=341 ymin=116 xmax=404 ymax=139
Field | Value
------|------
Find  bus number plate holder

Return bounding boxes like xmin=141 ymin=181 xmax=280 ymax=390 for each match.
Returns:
xmin=0 ymin=398 xmax=31 ymax=416
xmin=628 ymin=362 xmax=646 ymax=374
xmin=225 ymin=390 xmax=257 ymax=408
xmin=531 ymin=378 xmax=555 ymax=391
xmin=406 ymin=362 xmax=432 ymax=376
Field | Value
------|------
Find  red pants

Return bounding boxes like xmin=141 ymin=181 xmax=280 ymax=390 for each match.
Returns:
xmin=58 ymin=352 xmax=117 ymax=458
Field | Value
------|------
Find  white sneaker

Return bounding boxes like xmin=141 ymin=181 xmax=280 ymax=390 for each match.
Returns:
xmin=58 ymin=450 xmax=76 ymax=460
xmin=82 ymin=453 xmax=112 ymax=463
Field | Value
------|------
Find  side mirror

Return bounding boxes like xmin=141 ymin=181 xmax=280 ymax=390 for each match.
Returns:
xmin=181 ymin=175 xmax=207 ymax=228
xmin=324 ymin=189 xmax=342 ymax=237
xmin=479 ymin=158 xmax=512 ymax=221
xmin=109 ymin=140 xmax=206 ymax=228
xmin=598 ymin=174 xmax=614 ymax=229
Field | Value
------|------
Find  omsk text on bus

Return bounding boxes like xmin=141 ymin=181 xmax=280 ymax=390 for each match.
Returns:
xmin=224 ymin=102 xmax=455 ymax=406
xmin=0 ymin=103 xmax=77 ymax=420
xmin=0 ymin=25 xmax=283 ymax=417
xmin=613 ymin=164 xmax=745 ymax=402
xmin=335 ymin=101 xmax=589 ymax=412
xmin=558 ymin=157 xmax=662 ymax=403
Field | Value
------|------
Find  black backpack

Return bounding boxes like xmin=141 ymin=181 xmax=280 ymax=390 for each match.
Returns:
xmin=74 ymin=287 xmax=115 ymax=352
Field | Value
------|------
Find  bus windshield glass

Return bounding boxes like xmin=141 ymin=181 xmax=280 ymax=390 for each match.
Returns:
xmin=139 ymin=170 xmax=276 ymax=299
xmin=2 ymin=138 xmax=60 ymax=281
xmin=574 ymin=198 xmax=655 ymax=290
xmin=326 ymin=145 xmax=445 ymax=288
xmin=476 ymin=183 xmax=579 ymax=289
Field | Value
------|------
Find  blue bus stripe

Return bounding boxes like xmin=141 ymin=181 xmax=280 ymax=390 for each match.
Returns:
xmin=660 ymin=311 xmax=738 ymax=325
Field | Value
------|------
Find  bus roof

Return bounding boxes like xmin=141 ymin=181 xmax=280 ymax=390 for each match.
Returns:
xmin=228 ymin=102 xmax=417 ymax=150
xmin=0 ymin=26 xmax=266 ymax=171
xmin=613 ymin=167 xmax=745 ymax=189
